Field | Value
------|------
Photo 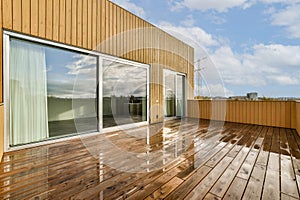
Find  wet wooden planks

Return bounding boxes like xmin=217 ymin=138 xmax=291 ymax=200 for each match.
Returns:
xmin=0 ymin=118 xmax=300 ymax=199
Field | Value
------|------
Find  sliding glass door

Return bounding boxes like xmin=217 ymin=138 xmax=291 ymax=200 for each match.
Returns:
xmin=6 ymin=33 xmax=149 ymax=147
xmin=164 ymin=69 xmax=186 ymax=118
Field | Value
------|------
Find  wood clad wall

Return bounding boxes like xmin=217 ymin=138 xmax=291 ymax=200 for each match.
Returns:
xmin=0 ymin=0 xmax=194 ymax=123
xmin=0 ymin=105 xmax=3 ymax=161
xmin=0 ymin=0 xmax=3 ymax=103
xmin=0 ymin=0 xmax=3 ymax=161
xmin=295 ymin=102 xmax=300 ymax=135
xmin=0 ymin=0 xmax=194 ymax=159
xmin=187 ymin=100 xmax=296 ymax=129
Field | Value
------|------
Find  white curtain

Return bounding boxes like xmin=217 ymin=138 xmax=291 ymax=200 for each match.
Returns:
xmin=10 ymin=39 xmax=49 ymax=145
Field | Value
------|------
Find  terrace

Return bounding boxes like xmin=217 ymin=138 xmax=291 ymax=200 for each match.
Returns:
xmin=0 ymin=0 xmax=300 ymax=199
xmin=1 ymin=116 xmax=299 ymax=199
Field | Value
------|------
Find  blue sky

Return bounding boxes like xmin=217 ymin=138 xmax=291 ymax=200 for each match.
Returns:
xmin=111 ymin=0 xmax=300 ymax=98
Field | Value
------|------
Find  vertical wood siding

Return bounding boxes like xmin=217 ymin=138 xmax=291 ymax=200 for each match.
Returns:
xmin=0 ymin=0 xmax=3 ymax=103
xmin=295 ymin=102 xmax=300 ymax=135
xmin=0 ymin=0 xmax=194 ymax=124
xmin=0 ymin=105 xmax=3 ymax=161
xmin=0 ymin=0 xmax=3 ymax=161
xmin=0 ymin=0 xmax=195 ymax=159
xmin=187 ymin=100 xmax=298 ymax=130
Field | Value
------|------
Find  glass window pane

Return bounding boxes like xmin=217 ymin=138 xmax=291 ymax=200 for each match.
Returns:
xmin=176 ymin=75 xmax=185 ymax=117
xmin=46 ymin=46 xmax=98 ymax=138
xmin=9 ymin=38 xmax=98 ymax=146
xmin=103 ymin=60 xmax=147 ymax=128
xmin=164 ymin=70 xmax=186 ymax=118
xmin=164 ymin=71 xmax=176 ymax=117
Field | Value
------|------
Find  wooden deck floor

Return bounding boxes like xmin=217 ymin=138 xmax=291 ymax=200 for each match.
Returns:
xmin=1 ymin=118 xmax=300 ymax=199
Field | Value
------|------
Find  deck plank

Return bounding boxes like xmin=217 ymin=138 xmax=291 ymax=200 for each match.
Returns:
xmin=0 ymin=119 xmax=299 ymax=200
xmin=223 ymin=177 xmax=247 ymax=200
xmin=281 ymin=193 xmax=299 ymax=200
xmin=242 ymin=164 xmax=266 ymax=200
xmin=280 ymin=128 xmax=299 ymax=198
xmin=204 ymin=192 xmax=222 ymax=200
xmin=205 ymin=143 xmax=233 ymax=168
xmin=123 ymin=166 xmax=182 ymax=200
xmin=237 ymin=127 xmax=265 ymax=180
xmin=262 ymin=164 xmax=280 ymax=200
xmin=281 ymin=155 xmax=299 ymax=198
xmin=209 ymin=147 xmax=250 ymax=197
xmin=261 ymin=126 xmax=280 ymax=200
xmin=144 ymin=177 xmax=183 ymax=200
xmin=240 ymin=126 xmax=269 ymax=200
xmin=205 ymin=124 xmax=247 ymax=168
xmin=210 ymin=125 xmax=262 ymax=198
xmin=164 ymin=165 xmax=211 ymax=200
xmin=287 ymin=129 xmax=300 ymax=197
xmin=184 ymin=156 xmax=233 ymax=200
xmin=256 ymin=127 xmax=272 ymax=166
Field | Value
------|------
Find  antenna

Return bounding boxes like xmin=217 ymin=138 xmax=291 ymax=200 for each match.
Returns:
xmin=194 ymin=57 xmax=208 ymax=97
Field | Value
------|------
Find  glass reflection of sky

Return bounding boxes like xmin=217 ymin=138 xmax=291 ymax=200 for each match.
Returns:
xmin=43 ymin=45 xmax=146 ymax=99
xmin=103 ymin=60 xmax=147 ymax=97
xmin=45 ymin=47 xmax=97 ymax=99
xmin=165 ymin=72 xmax=176 ymax=98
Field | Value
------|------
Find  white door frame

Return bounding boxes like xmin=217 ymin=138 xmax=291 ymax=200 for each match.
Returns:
xmin=163 ymin=69 xmax=186 ymax=120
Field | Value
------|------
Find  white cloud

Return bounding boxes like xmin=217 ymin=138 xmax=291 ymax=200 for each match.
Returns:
xmin=270 ymin=4 xmax=300 ymax=38
xmin=108 ymin=0 xmax=300 ymax=96
xmin=172 ymin=0 xmax=250 ymax=12
xmin=211 ymin=44 xmax=300 ymax=87
xmin=198 ymin=83 xmax=233 ymax=97
xmin=47 ymin=79 xmax=97 ymax=99
xmin=103 ymin=62 xmax=147 ymax=97
xmin=267 ymin=75 xmax=299 ymax=85
xmin=206 ymin=13 xmax=227 ymax=25
xmin=48 ymin=54 xmax=98 ymax=99
xmin=156 ymin=20 xmax=233 ymax=97
xmin=66 ymin=55 xmax=97 ymax=76
xmin=155 ymin=16 xmax=300 ymax=96
xmin=170 ymin=0 xmax=300 ymax=13
xmin=158 ymin=21 xmax=219 ymax=48
xmin=211 ymin=46 xmax=267 ymax=87
xmin=252 ymin=44 xmax=300 ymax=67
xmin=259 ymin=0 xmax=300 ymax=4
xmin=110 ymin=0 xmax=146 ymax=18
xmin=180 ymin=15 xmax=195 ymax=27
xmin=169 ymin=1 xmax=185 ymax=11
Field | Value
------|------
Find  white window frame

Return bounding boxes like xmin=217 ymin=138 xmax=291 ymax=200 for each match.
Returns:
xmin=3 ymin=31 xmax=150 ymax=151
xmin=99 ymin=55 xmax=150 ymax=133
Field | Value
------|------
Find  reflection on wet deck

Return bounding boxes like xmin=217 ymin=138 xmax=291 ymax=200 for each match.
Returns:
xmin=0 ymin=118 xmax=300 ymax=199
